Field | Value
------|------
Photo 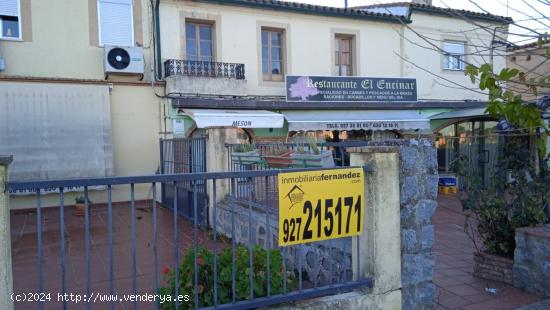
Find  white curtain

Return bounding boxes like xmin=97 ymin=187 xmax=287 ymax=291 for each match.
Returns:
xmin=0 ymin=82 xmax=114 ymax=181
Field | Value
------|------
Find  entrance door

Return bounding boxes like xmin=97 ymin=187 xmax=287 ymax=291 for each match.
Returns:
xmin=160 ymin=137 xmax=208 ymax=224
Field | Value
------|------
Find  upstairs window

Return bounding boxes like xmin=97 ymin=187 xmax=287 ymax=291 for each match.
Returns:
xmin=0 ymin=0 xmax=20 ymax=39
xmin=261 ymin=28 xmax=284 ymax=81
xmin=335 ymin=35 xmax=353 ymax=76
xmin=443 ymin=41 xmax=465 ymax=71
xmin=98 ymin=0 xmax=134 ymax=46
xmin=186 ymin=21 xmax=213 ymax=62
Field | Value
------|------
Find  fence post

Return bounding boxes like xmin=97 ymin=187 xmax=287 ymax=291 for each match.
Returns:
xmin=0 ymin=155 xmax=13 ymax=310
xmin=349 ymin=147 xmax=402 ymax=305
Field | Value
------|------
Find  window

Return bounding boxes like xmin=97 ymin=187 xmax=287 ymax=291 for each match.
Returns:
xmin=335 ymin=35 xmax=353 ymax=76
xmin=186 ymin=21 xmax=213 ymax=62
xmin=0 ymin=0 xmax=20 ymax=39
xmin=261 ymin=28 xmax=284 ymax=81
xmin=98 ymin=0 xmax=134 ymax=46
xmin=443 ymin=41 xmax=465 ymax=70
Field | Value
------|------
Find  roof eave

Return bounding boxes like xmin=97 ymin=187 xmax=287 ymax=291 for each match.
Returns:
xmin=187 ymin=0 xmax=410 ymax=24
xmin=410 ymin=7 xmax=513 ymax=24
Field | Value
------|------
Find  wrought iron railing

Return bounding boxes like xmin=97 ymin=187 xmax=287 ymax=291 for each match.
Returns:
xmin=7 ymin=167 xmax=372 ymax=309
xmin=164 ymin=59 xmax=246 ymax=80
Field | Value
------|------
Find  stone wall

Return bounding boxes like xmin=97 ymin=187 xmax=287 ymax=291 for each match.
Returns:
xmin=215 ymin=199 xmax=353 ymax=286
xmin=514 ymin=225 xmax=550 ymax=297
xmin=473 ymin=251 xmax=513 ymax=284
xmin=215 ymin=138 xmax=438 ymax=308
xmin=368 ymin=139 xmax=438 ymax=310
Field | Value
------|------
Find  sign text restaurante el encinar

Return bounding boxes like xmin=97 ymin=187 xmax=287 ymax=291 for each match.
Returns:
xmin=286 ymin=75 xmax=417 ymax=102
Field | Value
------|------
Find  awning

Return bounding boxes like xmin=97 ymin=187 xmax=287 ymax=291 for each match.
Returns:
xmin=184 ymin=109 xmax=284 ymax=128
xmin=283 ymin=110 xmax=430 ymax=131
xmin=429 ymin=108 xmax=488 ymax=120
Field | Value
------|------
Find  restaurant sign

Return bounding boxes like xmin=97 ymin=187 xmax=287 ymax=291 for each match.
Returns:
xmin=286 ymin=75 xmax=417 ymax=102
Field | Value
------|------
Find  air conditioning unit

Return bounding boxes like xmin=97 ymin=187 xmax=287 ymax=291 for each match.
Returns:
xmin=104 ymin=46 xmax=144 ymax=79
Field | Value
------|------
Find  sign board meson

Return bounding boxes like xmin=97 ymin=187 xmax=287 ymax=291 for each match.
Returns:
xmin=286 ymin=75 xmax=417 ymax=102
xmin=277 ymin=168 xmax=365 ymax=246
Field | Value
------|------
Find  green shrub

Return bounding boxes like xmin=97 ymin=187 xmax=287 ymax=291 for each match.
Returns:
xmin=232 ymin=144 xmax=257 ymax=153
xmin=158 ymin=245 xmax=295 ymax=309
xmin=457 ymin=140 xmax=549 ymax=257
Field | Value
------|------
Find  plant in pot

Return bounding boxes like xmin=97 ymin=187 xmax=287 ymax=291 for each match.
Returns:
xmin=230 ymin=143 xmax=261 ymax=166
xmin=290 ymin=137 xmax=334 ymax=168
xmin=74 ymin=196 xmax=91 ymax=216
xmin=262 ymin=144 xmax=292 ymax=168
xmin=456 ymin=147 xmax=549 ymax=284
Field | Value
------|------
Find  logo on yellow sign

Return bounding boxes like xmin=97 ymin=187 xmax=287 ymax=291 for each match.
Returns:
xmin=278 ymin=168 xmax=365 ymax=246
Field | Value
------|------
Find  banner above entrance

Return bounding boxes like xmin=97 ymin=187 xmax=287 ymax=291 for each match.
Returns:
xmin=183 ymin=109 xmax=284 ymax=128
xmin=283 ymin=110 xmax=430 ymax=131
xmin=286 ymin=76 xmax=417 ymax=102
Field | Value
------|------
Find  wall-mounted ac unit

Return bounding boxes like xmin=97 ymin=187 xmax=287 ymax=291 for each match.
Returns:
xmin=104 ymin=46 xmax=144 ymax=80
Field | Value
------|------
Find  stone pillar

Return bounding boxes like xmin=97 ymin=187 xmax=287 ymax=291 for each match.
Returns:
xmin=206 ymin=128 xmax=239 ymax=224
xmin=0 ymin=155 xmax=13 ymax=310
xmin=350 ymin=146 xmax=402 ymax=307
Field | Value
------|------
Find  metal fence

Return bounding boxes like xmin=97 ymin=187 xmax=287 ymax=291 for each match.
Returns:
xmin=160 ymin=137 xmax=207 ymax=222
xmin=225 ymin=141 xmax=370 ymax=209
xmin=7 ymin=167 xmax=372 ymax=310
xmin=164 ymin=59 xmax=245 ymax=80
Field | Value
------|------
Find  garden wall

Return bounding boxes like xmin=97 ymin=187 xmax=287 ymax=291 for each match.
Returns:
xmin=514 ymin=225 xmax=550 ymax=297
xmin=215 ymin=138 xmax=438 ymax=309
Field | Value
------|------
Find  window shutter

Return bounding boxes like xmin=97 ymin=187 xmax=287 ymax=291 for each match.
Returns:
xmin=98 ymin=0 xmax=133 ymax=47
xmin=0 ymin=0 xmax=19 ymax=17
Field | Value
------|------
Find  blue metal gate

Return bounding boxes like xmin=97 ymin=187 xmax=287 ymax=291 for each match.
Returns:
xmin=160 ymin=137 xmax=207 ymax=223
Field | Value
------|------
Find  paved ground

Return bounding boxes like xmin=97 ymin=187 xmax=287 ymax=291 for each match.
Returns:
xmin=10 ymin=202 xmax=216 ymax=310
xmin=10 ymin=194 xmax=546 ymax=309
xmin=516 ymin=299 xmax=550 ymax=310
xmin=434 ymin=195 xmax=543 ymax=310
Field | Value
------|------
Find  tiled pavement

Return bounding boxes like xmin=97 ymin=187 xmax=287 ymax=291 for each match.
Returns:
xmin=10 ymin=195 xmax=547 ymax=309
xmin=10 ymin=202 xmax=217 ymax=310
xmin=434 ymin=195 xmax=543 ymax=310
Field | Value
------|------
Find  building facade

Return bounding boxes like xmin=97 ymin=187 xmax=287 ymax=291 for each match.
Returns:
xmin=156 ymin=0 xmax=509 ymax=179
xmin=0 ymin=0 xmax=512 ymax=205
xmin=0 ymin=0 xmax=164 ymax=208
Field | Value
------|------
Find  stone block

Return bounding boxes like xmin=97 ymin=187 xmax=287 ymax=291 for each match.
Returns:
xmin=415 ymin=200 xmax=437 ymax=224
xmin=418 ymin=282 xmax=436 ymax=307
xmin=402 ymin=254 xmax=422 ymax=286
xmin=426 ymin=175 xmax=439 ymax=200
xmin=402 ymin=229 xmax=417 ymax=252
xmin=401 ymin=176 xmax=419 ymax=205
xmin=400 ymin=204 xmax=416 ymax=229
xmin=421 ymin=225 xmax=435 ymax=250
xmin=400 ymin=147 xmax=418 ymax=175
xmin=513 ymin=265 xmax=531 ymax=290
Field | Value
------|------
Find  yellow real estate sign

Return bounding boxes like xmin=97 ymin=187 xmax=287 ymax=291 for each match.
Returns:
xmin=277 ymin=167 xmax=365 ymax=247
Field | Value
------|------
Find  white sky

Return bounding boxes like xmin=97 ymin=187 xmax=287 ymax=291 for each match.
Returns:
xmin=281 ymin=0 xmax=550 ymax=44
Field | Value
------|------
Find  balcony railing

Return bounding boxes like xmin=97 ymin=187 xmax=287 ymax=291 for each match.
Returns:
xmin=164 ymin=59 xmax=245 ymax=80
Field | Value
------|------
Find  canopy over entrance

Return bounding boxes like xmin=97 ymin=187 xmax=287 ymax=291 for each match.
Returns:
xmin=429 ymin=108 xmax=488 ymax=120
xmin=184 ymin=109 xmax=284 ymax=128
xmin=282 ymin=110 xmax=430 ymax=131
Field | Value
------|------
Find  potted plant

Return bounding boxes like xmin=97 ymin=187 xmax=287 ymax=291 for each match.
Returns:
xmin=230 ymin=144 xmax=261 ymax=165
xmin=74 ymin=196 xmax=89 ymax=216
xmin=457 ymin=147 xmax=549 ymax=284
xmin=263 ymin=144 xmax=292 ymax=168
xmin=291 ymin=137 xmax=334 ymax=168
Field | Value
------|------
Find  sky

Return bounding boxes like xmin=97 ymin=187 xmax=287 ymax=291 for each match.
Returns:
xmin=280 ymin=0 xmax=550 ymax=44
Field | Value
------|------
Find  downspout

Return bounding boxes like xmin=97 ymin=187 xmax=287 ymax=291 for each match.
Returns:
xmin=155 ymin=0 xmax=162 ymax=81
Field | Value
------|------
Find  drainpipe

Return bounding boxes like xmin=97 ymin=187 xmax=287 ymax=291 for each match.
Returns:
xmin=155 ymin=0 xmax=162 ymax=81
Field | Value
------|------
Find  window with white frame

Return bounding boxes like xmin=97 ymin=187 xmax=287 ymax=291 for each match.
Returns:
xmin=443 ymin=41 xmax=465 ymax=70
xmin=98 ymin=0 xmax=134 ymax=46
xmin=0 ymin=0 xmax=21 ymax=39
